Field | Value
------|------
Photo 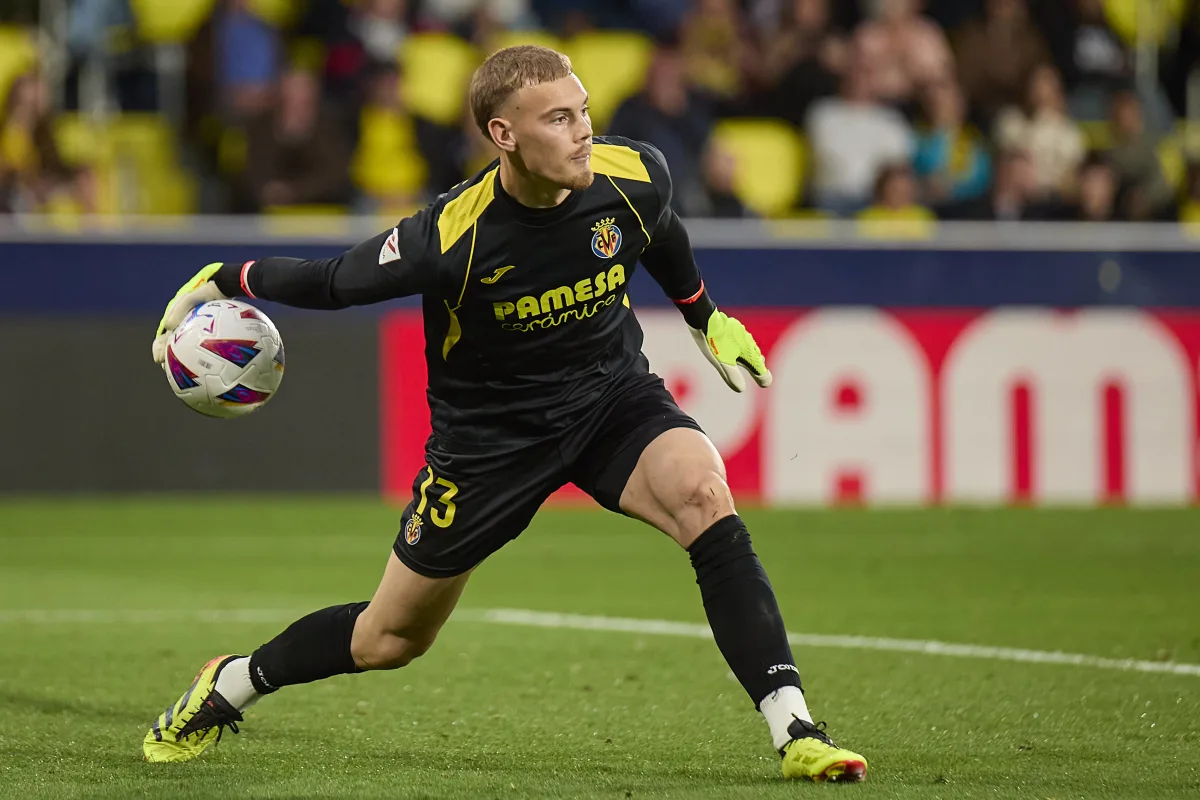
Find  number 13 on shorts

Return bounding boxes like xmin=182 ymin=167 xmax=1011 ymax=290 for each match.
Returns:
xmin=415 ymin=467 xmax=458 ymax=528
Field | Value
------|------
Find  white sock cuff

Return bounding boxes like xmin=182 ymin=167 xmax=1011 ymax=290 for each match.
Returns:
xmin=759 ymin=685 xmax=812 ymax=751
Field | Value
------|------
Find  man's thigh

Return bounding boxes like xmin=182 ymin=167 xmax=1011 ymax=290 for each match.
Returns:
xmin=616 ymin=427 xmax=733 ymax=546
xmin=392 ymin=437 xmax=566 ymax=578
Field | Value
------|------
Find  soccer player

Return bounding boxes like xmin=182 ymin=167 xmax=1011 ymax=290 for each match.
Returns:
xmin=144 ymin=45 xmax=868 ymax=782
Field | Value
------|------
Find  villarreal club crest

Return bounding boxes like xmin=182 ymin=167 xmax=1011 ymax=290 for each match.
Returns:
xmin=405 ymin=513 xmax=423 ymax=545
xmin=591 ymin=217 xmax=622 ymax=259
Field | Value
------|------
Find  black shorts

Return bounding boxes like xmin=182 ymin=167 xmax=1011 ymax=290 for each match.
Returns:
xmin=392 ymin=368 xmax=702 ymax=578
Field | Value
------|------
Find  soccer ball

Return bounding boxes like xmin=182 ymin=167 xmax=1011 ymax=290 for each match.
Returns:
xmin=163 ymin=299 xmax=285 ymax=418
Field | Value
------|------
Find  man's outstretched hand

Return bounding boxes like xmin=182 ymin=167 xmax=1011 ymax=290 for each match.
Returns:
xmin=689 ymin=309 xmax=772 ymax=393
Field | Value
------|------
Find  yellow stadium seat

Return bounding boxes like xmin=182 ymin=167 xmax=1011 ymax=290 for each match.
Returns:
xmin=1181 ymin=200 xmax=1200 ymax=224
xmin=856 ymin=206 xmax=937 ymax=240
xmin=352 ymin=107 xmax=428 ymax=199
xmin=54 ymin=114 xmax=116 ymax=167
xmin=712 ymin=119 xmax=807 ymax=217
xmin=1178 ymin=120 xmax=1200 ymax=168
xmin=265 ymin=204 xmax=349 ymax=215
xmin=55 ymin=113 xmax=194 ymax=215
xmin=218 ymin=126 xmax=248 ymax=176
xmin=1104 ymin=0 xmax=1185 ymax=47
xmin=1157 ymin=134 xmax=1185 ymax=193
xmin=137 ymin=169 xmax=199 ymax=215
xmin=129 ymin=0 xmax=217 ymax=44
xmin=0 ymin=26 xmax=38 ymax=108
xmin=564 ymin=31 xmax=654 ymax=132
xmin=107 ymin=113 xmax=177 ymax=169
xmin=485 ymin=29 xmax=565 ymax=56
xmin=400 ymin=33 xmax=480 ymax=127
xmin=248 ymin=0 xmax=300 ymax=28
xmin=264 ymin=205 xmax=351 ymax=237
xmin=378 ymin=202 xmax=423 ymax=221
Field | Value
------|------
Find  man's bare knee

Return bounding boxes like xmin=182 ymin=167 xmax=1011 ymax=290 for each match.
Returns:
xmin=668 ymin=469 xmax=736 ymax=546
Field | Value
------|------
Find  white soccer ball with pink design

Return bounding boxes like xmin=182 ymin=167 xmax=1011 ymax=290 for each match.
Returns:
xmin=163 ymin=299 xmax=285 ymax=418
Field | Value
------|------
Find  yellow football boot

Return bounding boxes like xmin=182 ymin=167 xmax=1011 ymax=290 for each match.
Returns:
xmin=780 ymin=719 xmax=868 ymax=782
xmin=142 ymin=654 xmax=245 ymax=763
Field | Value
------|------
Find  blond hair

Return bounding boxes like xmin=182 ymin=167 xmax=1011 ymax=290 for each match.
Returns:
xmin=468 ymin=45 xmax=573 ymax=138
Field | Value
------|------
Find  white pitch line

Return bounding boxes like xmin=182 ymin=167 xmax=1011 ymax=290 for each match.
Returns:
xmin=0 ymin=609 xmax=299 ymax=624
xmin=457 ymin=608 xmax=1200 ymax=678
xmin=1 ymin=607 xmax=1198 ymax=678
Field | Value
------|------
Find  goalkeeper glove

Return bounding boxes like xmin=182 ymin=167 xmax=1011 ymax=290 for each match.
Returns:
xmin=689 ymin=309 xmax=773 ymax=393
xmin=151 ymin=262 xmax=229 ymax=364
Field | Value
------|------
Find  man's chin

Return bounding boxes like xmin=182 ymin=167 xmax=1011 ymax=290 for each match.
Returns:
xmin=564 ymin=169 xmax=594 ymax=192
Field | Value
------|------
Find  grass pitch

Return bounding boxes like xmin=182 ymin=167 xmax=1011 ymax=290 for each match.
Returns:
xmin=1 ymin=500 xmax=1198 ymax=799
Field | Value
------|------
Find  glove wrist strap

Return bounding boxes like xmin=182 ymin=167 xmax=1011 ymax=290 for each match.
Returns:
xmin=214 ymin=261 xmax=251 ymax=298
xmin=673 ymin=281 xmax=718 ymax=329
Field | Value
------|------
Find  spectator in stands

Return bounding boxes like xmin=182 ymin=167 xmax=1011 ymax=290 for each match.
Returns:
xmin=419 ymin=0 xmax=536 ymax=39
xmin=854 ymin=0 xmax=953 ymax=107
xmin=608 ymin=45 xmax=715 ymax=217
xmin=295 ymin=0 xmax=410 ymax=138
xmin=939 ymin=148 xmax=1050 ymax=221
xmin=806 ymin=45 xmax=914 ymax=215
xmin=1060 ymin=0 xmax=1128 ymax=100
xmin=912 ymin=78 xmax=991 ymax=205
xmin=702 ymin=144 xmax=751 ymax=218
xmin=954 ymin=0 xmax=1051 ymax=125
xmin=0 ymin=72 xmax=97 ymax=214
xmin=749 ymin=0 xmax=847 ymax=126
xmin=856 ymin=162 xmax=936 ymax=236
xmin=1107 ymin=90 xmax=1173 ymax=220
xmin=993 ymin=64 xmax=1085 ymax=198
xmin=1041 ymin=0 xmax=1172 ymax=130
xmin=679 ymin=0 xmax=747 ymax=100
xmin=1051 ymin=152 xmax=1117 ymax=222
xmin=216 ymin=0 xmax=282 ymax=120
xmin=351 ymin=0 xmax=410 ymax=62
xmin=862 ymin=163 xmax=929 ymax=216
xmin=238 ymin=69 xmax=352 ymax=213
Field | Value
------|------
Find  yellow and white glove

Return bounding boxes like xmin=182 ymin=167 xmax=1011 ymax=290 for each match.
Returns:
xmin=689 ymin=309 xmax=772 ymax=392
xmin=151 ymin=262 xmax=229 ymax=364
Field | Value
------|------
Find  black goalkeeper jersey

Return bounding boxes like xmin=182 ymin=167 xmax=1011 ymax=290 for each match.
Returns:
xmin=218 ymin=136 xmax=715 ymax=446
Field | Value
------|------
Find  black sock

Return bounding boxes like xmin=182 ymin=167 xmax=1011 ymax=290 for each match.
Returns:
xmin=688 ymin=515 xmax=802 ymax=709
xmin=248 ymin=602 xmax=370 ymax=694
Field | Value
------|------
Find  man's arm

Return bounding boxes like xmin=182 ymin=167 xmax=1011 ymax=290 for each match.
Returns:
xmin=210 ymin=224 xmax=431 ymax=310
xmin=152 ymin=214 xmax=438 ymax=363
xmin=635 ymin=141 xmax=771 ymax=392
xmin=638 ymin=205 xmax=718 ymax=330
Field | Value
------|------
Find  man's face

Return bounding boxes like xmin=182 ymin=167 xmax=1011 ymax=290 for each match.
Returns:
xmin=495 ymin=75 xmax=594 ymax=192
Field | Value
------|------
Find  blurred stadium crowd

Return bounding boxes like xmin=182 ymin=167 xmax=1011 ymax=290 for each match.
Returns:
xmin=2 ymin=0 xmax=1200 ymax=226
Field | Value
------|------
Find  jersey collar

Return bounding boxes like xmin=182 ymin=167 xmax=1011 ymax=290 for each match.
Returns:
xmin=493 ymin=169 xmax=584 ymax=227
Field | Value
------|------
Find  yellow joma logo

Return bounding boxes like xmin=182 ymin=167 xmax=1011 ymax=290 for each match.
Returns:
xmin=481 ymin=265 xmax=516 ymax=284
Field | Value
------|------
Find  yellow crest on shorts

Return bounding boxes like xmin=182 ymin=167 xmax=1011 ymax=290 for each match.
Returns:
xmin=405 ymin=513 xmax=423 ymax=545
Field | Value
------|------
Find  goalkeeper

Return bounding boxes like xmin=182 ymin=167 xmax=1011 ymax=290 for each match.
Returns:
xmin=143 ymin=44 xmax=867 ymax=783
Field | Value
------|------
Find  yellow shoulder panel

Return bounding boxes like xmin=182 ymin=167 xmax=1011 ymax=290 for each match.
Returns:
xmin=591 ymin=144 xmax=651 ymax=183
xmin=438 ymin=169 xmax=498 ymax=254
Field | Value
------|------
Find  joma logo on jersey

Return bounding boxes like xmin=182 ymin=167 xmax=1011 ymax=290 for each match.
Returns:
xmin=590 ymin=217 xmax=622 ymax=258
xmin=493 ymin=264 xmax=627 ymax=331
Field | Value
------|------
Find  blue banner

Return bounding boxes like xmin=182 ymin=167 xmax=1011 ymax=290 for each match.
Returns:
xmin=13 ymin=240 xmax=1200 ymax=314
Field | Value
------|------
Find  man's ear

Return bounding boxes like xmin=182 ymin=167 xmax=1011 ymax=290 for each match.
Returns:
xmin=489 ymin=118 xmax=516 ymax=153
